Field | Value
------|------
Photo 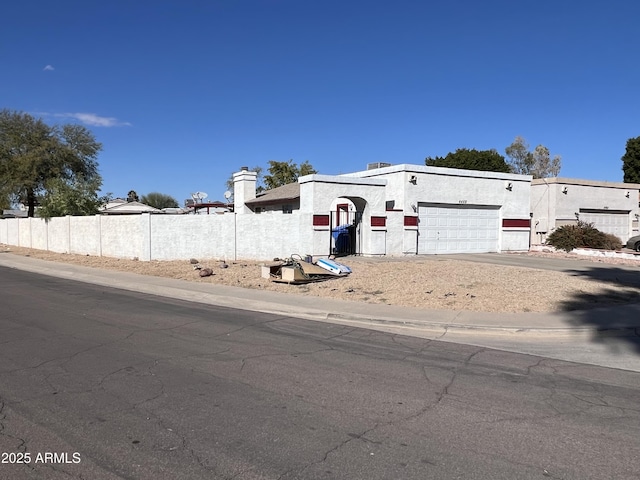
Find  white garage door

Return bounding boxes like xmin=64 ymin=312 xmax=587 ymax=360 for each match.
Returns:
xmin=418 ymin=204 xmax=500 ymax=254
xmin=579 ymin=209 xmax=629 ymax=240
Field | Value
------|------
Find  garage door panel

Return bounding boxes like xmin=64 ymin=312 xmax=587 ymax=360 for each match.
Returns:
xmin=418 ymin=203 xmax=500 ymax=254
xmin=579 ymin=210 xmax=629 ymax=240
xmin=425 ymin=218 xmax=438 ymax=228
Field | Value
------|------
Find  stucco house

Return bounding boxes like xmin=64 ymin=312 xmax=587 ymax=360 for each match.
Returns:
xmin=342 ymin=164 xmax=533 ymax=254
xmin=233 ymin=163 xmax=533 ymax=256
xmin=531 ymin=178 xmax=640 ymax=244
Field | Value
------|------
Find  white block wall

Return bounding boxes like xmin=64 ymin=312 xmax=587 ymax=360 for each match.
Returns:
xmin=100 ymin=215 xmax=147 ymax=259
xmin=149 ymin=214 xmax=236 ymax=261
xmin=18 ymin=218 xmax=31 ymax=248
xmin=70 ymin=216 xmax=101 ymax=256
xmin=1 ymin=213 xmax=319 ymax=261
xmin=47 ymin=217 xmax=70 ymax=253
xmin=31 ymin=218 xmax=48 ymax=250
xmin=236 ymin=213 xmax=314 ymax=260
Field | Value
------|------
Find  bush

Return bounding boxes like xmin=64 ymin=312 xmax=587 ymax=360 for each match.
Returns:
xmin=546 ymin=221 xmax=622 ymax=252
xmin=601 ymin=232 xmax=624 ymax=251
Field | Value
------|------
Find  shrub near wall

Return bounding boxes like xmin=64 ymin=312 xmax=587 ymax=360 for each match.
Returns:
xmin=546 ymin=221 xmax=623 ymax=252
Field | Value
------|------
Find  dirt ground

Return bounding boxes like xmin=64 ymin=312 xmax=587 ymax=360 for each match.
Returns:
xmin=2 ymin=244 xmax=640 ymax=313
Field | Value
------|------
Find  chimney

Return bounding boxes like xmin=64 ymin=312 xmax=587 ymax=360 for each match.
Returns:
xmin=233 ymin=168 xmax=257 ymax=214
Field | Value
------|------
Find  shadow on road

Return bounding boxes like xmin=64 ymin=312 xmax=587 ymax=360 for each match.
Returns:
xmin=559 ymin=265 xmax=640 ymax=355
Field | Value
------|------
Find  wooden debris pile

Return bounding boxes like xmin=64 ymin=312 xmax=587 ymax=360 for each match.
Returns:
xmin=262 ymin=255 xmax=352 ymax=285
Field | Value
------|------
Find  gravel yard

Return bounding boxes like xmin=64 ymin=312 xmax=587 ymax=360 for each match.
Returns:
xmin=3 ymin=244 xmax=640 ymax=313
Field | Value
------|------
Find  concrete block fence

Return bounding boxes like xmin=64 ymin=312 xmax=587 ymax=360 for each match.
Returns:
xmin=0 ymin=213 xmax=319 ymax=261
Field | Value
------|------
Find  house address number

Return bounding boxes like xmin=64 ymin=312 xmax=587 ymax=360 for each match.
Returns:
xmin=459 ymin=200 xmax=467 ymax=204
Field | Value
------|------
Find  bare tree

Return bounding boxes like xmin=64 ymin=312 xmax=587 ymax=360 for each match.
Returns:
xmin=531 ymin=145 xmax=561 ymax=178
xmin=505 ymin=136 xmax=561 ymax=178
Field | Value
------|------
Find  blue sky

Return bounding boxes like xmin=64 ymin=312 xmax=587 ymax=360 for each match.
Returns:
xmin=3 ymin=0 xmax=640 ymax=204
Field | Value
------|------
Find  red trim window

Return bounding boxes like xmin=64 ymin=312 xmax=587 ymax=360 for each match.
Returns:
xmin=313 ymin=215 xmax=330 ymax=226
xmin=502 ymin=219 xmax=531 ymax=228
xmin=370 ymin=216 xmax=386 ymax=227
xmin=404 ymin=216 xmax=418 ymax=227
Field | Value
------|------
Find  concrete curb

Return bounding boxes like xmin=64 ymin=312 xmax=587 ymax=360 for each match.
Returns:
xmin=322 ymin=313 xmax=640 ymax=339
xmin=2 ymin=253 xmax=640 ymax=339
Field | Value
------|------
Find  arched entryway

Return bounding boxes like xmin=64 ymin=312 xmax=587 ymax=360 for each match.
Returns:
xmin=329 ymin=197 xmax=367 ymax=256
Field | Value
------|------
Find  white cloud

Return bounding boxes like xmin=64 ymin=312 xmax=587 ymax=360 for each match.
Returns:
xmin=33 ymin=111 xmax=132 ymax=128
xmin=43 ymin=65 xmax=55 ymax=71
xmin=56 ymin=112 xmax=132 ymax=127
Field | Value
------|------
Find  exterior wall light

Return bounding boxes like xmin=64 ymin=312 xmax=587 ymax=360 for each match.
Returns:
xmin=562 ymin=186 xmax=568 ymax=194
xmin=506 ymin=182 xmax=513 ymax=191
xmin=409 ymin=175 xmax=417 ymax=184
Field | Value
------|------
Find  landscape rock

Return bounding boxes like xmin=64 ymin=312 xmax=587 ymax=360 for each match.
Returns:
xmin=199 ymin=268 xmax=214 ymax=277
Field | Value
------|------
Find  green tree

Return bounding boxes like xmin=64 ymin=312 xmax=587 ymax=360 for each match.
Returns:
xmin=505 ymin=136 xmax=561 ymax=178
xmin=127 ymin=190 xmax=139 ymax=202
xmin=263 ymin=160 xmax=318 ymax=190
xmin=37 ymin=176 xmax=111 ymax=219
xmin=0 ymin=185 xmax=11 ymax=210
xmin=622 ymin=136 xmax=640 ymax=183
xmin=297 ymin=160 xmax=317 ymax=177
xmin=141 ymin=192 xmax=179 ymax=209
xmin=0 ymin=109 xmax=102 ymax=217
xmin=425 ymin=148 xmax=511 ymax=173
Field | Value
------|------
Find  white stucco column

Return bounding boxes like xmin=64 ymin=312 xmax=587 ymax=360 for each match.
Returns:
xmin=233 ymin=168 xmax=257 ymax=214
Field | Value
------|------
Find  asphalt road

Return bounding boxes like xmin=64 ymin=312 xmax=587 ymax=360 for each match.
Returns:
xmin=1 ymin=267 xmax=639 ymax=480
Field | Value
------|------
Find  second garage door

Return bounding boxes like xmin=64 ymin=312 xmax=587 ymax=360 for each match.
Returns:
xmin=578 ymin=209 xmax=629 ymax=240
xmin=418 ymin=203 xmax=500 ymax=254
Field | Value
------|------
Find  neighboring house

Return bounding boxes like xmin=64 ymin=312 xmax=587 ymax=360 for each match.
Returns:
xmin=244 ymin=182 xmax=300 ymax=214
xmin=1 ymin=209 xmax=28 ymax=219
xmin=531 ymin=178 xmax=640 ymax=244
xmin=99 ymin=201 xmax=163 ymax=215
xmin=186 ymin=200 xmax=232 ymax=215
xmin=101 ymin=198 xmax=127 ymax=210
xmin=161 ymin=207 xmax=190 ymax=214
